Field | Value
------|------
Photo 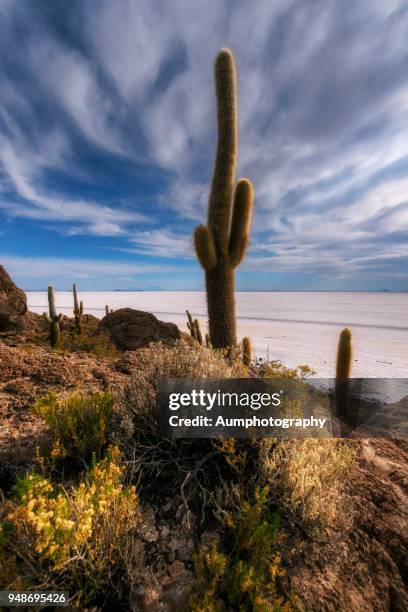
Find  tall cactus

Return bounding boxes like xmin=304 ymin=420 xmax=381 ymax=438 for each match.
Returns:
xmin=73 ymin=283 xmax=83 ymax=334
xmin=43 ymin=286 xmax=62 ymax=347
xmin=335 ymin=328 xmax=352 ymax=422
xmin=194 ymin=49 xmax=254 ymax=348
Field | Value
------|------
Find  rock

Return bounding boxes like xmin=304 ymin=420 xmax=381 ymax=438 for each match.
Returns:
xmin=200 ymin=530 xmax=221 ymax=551
xmin=138 ymin=504 xmax=159 ymax=543
xmin=96 ymin=308 xmax=181 ymax=350
xmin=0 ymin=265 xmax=28 ymax=331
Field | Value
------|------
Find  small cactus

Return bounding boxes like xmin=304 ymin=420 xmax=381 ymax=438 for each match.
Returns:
xmin=105 ymin=305 xmax=114 ymax=316
xmin=43 ymin=286 xmax=62 ymax=347
xmin=335 ymin=328 xmax=353 ymax=422
xmin=186 ymin=310 xmax=196 ymax=339
xmin=193 ymin=49 xmax=254 ymax=349
xmin=242 ymin=336 xmax=253 ymax=367
xmin=205 ymin=333 xmax=212 ymax=349
xmin=73 ymin=284 xmax=83 ymax=334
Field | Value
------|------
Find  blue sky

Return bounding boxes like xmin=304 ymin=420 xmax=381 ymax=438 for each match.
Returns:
xmin=1 ymin=0 xmax=408 ymax=291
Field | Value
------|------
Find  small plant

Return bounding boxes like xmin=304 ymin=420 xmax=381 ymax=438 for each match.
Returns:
xmin=1 ymin=447 xmax=139 ymax=604
xmin=31 ymin=391 xmax=114 ymax=461
xmin=190 ymin=488 xmax=292 ymax=611
xmin=43 ymin=286 xmax=62 ymax=347
xmin=72 ymin=284 xmax=83 ymax=335
xmin=194 ymin=49 xmax=254 ymax=349
xmin=105 ymin=305 xmax=113 ymax=316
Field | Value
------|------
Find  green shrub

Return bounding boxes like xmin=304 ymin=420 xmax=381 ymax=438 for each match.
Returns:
xmin=1 ymin=447 xmax=139 ymax=604
xmin=32 ymin=391 xmax=114 ymax=461
xmin=58 ymin=331 xmax=119 ymax=357
xmin=190 ymin=488 xmax=293 ymax=611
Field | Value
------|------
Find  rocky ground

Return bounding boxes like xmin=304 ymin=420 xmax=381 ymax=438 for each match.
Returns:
xmin=1 ymin=337 xmax=407 ymax=610
xmin=0 ymin=267 xmax=407 ymax=610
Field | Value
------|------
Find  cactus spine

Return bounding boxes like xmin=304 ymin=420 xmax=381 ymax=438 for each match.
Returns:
xmin=43 ymin=286 xmax=62 ymax=347
xmin=194 ymin=49 xmax=254 ymax=349
xmin=335 ymin=328 xmax=352 ymax=421
xmin=242 ymin=336 xmax=253 ymax=367
xmin=73 ymin=284 xmax=83 ymax=334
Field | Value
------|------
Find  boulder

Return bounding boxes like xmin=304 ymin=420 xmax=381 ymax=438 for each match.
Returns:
xmin=0 ymin=265 xmax=29 ymax=331
xmin=96 ymin=308 xmax=181 ymax=350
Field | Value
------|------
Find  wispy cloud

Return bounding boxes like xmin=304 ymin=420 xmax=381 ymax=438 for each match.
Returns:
xmin=0 ymin=0 xmax=408 ymax=287
xmin=0 ymin=254 xmax=179 ymax=282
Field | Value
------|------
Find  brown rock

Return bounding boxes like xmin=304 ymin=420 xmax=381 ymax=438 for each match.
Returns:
xmin=0 ymin=265 xmax=28 ymax=330
xmin=96 ymin=308 xmax=181 ymax=350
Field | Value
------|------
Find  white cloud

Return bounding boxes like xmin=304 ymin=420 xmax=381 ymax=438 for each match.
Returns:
xmin=0 ymin=254 xmax=178 ymax=280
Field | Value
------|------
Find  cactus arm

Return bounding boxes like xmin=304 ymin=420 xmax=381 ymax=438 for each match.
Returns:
xmin=194 ymin=225 xmax=217 ymax=271
xmin=79 ymin=301 xmax=83 ymax=315
xmin=43 ymin=312 xmax=52 ymax=323
xmin=228 ymin=178 xmax=254 ymax=267
xmin=208 ymin=48 xmax=237 ymax=249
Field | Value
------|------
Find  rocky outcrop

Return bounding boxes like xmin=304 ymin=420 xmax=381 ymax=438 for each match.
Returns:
xmin=0 ymin=265 xmax=29 ymax=331
xmin=96 ymin=308 xmax=181 ymax=350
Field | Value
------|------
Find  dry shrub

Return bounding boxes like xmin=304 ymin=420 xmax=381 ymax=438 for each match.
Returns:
xmin=258 ymin=438 xmax=357 ymax=537
xmin=116 ymin=342 xmax=248 ymax=504
xmin=143 ymin=340 xmax=243 ymax=379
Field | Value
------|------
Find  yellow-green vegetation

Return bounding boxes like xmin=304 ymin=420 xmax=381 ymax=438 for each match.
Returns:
xmin=253 ymin=357 xmax=315 ymax=379
xmin=1 ymin=447 xmax=139 ymax=603
xmin=32 ymin=391 xmax=114 ymax=461
xmin=190 ymin=488 xmax=293 ymax=611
